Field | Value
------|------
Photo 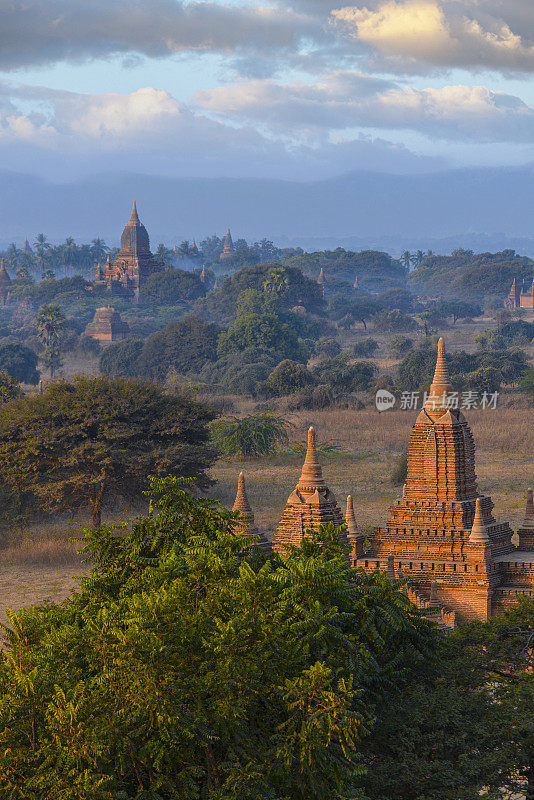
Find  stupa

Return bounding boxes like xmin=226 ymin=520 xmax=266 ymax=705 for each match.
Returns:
xmin=358 ymin=338 xmax=517 ymax=622
xmin=274 ymin=426 xmax=347 ymax=554
xmin=232 ymin=472 xmax=270 ymax=551
xmin=220 ymin=228 xmax=234 ymax=260
xmin=317 ymin=267 xmax=326 ymax=297
xmin=84 ymin=306 xmax=130 ymax=343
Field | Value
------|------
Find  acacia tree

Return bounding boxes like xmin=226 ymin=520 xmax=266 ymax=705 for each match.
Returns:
xmin=0 ymin=377 xmax=217 ymax=527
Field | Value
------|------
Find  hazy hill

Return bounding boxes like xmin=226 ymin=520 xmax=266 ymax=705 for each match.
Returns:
xmin=1 ymin=166 xmax=533 ymax=255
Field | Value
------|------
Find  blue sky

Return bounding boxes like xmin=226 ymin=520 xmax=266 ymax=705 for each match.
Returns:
xmin=1 ymin=0 xmax=534 ymax=180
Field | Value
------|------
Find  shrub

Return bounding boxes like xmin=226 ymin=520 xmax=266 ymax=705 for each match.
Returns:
xmin=312 ymin=354 xmax=377 ymax=394
xmin=0 ymin=342 xmax=39 ymax=384
xmin=352 ymin=338 xmax=379 ymax=358
xmin=263 ymin=360 xmax=314 ymax=397
xmin=211 ymin=413 xmax=289 ymax=458
xmin=76 ymin=334 xmax=101 ymax=357
xmin=99 ymin=339 xmax=143 ymax=378
xmin=520 ymin=369 xmax=534 ymax=397
xmin=390 ymin=336 xmax=414 ymax=358
xmin=315 ymin=338 xmax=341 ymax=359
xmin=372 ymin=309 xmax=417 ymax=333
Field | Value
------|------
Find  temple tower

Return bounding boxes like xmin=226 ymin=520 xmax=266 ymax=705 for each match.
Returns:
xmin=99 ymin=202 xmax=163 ymax=294
xmin=274 ymin=427 xmax=347 ymax=554
xmin=317 ymin=267 xmax=326 ymax=297
xmin=358 ymin=337 xmax=515 ymax=622
xmin=220 ymin=228 xmax=235 ymax=260
xmin=517 ymin=488 xmax=534 ymax=551
xmin=232 ymin=472 xmax=270 ymax=551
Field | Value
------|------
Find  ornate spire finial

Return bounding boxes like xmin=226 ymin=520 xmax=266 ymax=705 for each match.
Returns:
xmin=298 ymin=426 xmax=325 ymax=488
xmin=233 ymin=471 xmax=253 ymax=515
xmin=130 ymin=201 xmax=139 ymax=224
xmin=523 ymin=488 xmax=534 ymax=529
xmin=426 ymin=337 xmax=452 ymax=411
xmin=470 ymin=497 xmax=490 ymax=543
xmin=345 ymin=495 xmax=358 ymax=540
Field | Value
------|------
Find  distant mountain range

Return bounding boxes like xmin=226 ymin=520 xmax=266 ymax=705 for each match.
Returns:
xmin=1 ymin=166 xmax=533 ymax=257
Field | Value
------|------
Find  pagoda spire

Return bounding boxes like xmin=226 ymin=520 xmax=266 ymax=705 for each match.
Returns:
xmin=470 ymin=497 xmax=490 ymax=543
xmin=231 ymin=472 xmax=270 ymax=551
xmin=522 ymin=488 xmax=534 ymax=529
xmin=298 ymin=426 xmax=325 ymax=490
xmin=345 ymin=495 xmax=358 ymax=540
xmin=233 ymin=471 xmax=253 ymax=517
xmin=426 ymin=337 xmax=452 ymax=411
xmin=129 ymin=200 xmax=140 ymax=224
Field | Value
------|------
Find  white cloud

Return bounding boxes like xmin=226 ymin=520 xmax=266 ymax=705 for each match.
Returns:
xmin=332 ymin=0 xmax=534 ymax=72
xmin=197 ymin=73 xmax=534 ymax=142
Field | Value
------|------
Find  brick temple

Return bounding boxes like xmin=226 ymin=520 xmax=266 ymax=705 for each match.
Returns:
xmin=231 ymin=339 xmax=534 ymax=626
xmin=504 ymin=277 xmax=534 ymax=312
xmin=84 ymin=306 xmax=130 ymax=343
xmin=94 ymin=201 xmax=163 ymax=295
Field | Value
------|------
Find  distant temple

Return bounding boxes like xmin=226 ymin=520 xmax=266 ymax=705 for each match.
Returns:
xmin=317 ymin=267 xmax=326 ymax=297
xmin=505 ymin=277 xmax=534 ymax=312
xmin=229 ymin=339 xmax=534 ymax=626
xmin=21 ymin=238 xmax=33 ymax=254
xmin=0 ymin=259 xmax=11 ymax=304
xmin=84 ymin=306 xmax=130 ymax=343
xmin=220 ymin=228 xmax=235 ymax=260
xmin=94 ymin=202 xmax=163 ymax=294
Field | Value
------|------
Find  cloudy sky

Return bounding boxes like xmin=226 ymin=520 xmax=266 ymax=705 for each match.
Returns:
xmin=1 ymin=0 xmax=534 ymax=180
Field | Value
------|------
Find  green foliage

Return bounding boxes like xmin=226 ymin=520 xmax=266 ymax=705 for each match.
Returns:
xmin=520 ymin=368 xmax=534 ymax=397
xmin=0 ymin=482 xmax=434 ymax=799
xmin=0 ymin=370 xmax=23 ymax=402
xmin=390 ymin=335 xmax=414 ymax=357
xmin=139 ymin=267 xmax=206 ymax=305
xmin=98 ymin=338 xmax=143 ymax=378
xmin=36 ymin=303 xmax=67 ymax=378
xmin=312 ymin=353 xmax=377 ymax=394
xmin=202 ymin=263 xmax=324 ymax=320
xmin=285 ymin=249 xmax=406 ymax=291
xmin=217 ymin=311 xmax=309 ymax=363
xmin=409 ymin=248 xmax=534 ymax=298
xmin=211 ymin=413 xmax=289 ymax=458
xmin=315 ymin=337 xmax=342 ymax=359
xmin=0 ymin=377 xmax=217 ymax=526
xmin=0 ymin=342 xmax=39 ymax=384
xmin=199 ymin=346 xmax=279 ymax=395
xmin=262 ymin=359 xmax=315 ymax=397
xmin=352 ymin=338 xmax=379 ymax=358
xmin=372 ymin=308 xmax=417 ymax=333
xmin=476 ymin=320 xmax=534 ymax=350
xmin=75 ymin=334 xmax=101 ymax=357
xmin=136 ymin=316 xmax=220 ymax=380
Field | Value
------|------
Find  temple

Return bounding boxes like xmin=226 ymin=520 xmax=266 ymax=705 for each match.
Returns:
xmin=228 ymin=339 xmax=534 ymax=627
xmin=84 ymin=307 xmax=130 ymax=343
xmin=274 ymin=426 xmax=348 ymax=554
xmin=220 ymin=228 xmax=234 ymax=260
xmin=504 ymin=277 xmax=534 ymax=312
xmin=94 ymin=202 xmax=163 ymax=295
xmin=317 ymin=267 xmax=326 ymax=297
xmin=232 ymin=472 xmax=270 ymax=551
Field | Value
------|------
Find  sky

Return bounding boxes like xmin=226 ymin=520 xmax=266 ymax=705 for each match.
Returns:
xmin=1 ymin=0 xmax=534 ymax=182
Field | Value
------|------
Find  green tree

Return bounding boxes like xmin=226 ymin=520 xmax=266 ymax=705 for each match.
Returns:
xmin=0 ymin=377 xmax=217 ymax=526
xmin=0 ymin=343 xmax=39 ymax=385
xmin=137 ymin=316 xmax=220 ymax=380
xmin=520 ymin=368 xmax=534 ymax=397
xmin=312 ymin=353 xmax=377 ymax=394
xmin=211 ymin=413 xmax=289 ymax=457
xmin=263 ymin=359 xmax=315 ymax=397
xmin=0 ymin=370 xmax=23 ymax=402
xmin=390 ymin=335 xmax=414 ymax=357
xmin=140 ymin=268 xmax=206 ymax=305
xmin=217 ymin=312 xmax=309 ymax=363
xmin=0 ymin=485 xmax=434 ymax=799
xmin=98 ymin=339 xmax=143 ymax=378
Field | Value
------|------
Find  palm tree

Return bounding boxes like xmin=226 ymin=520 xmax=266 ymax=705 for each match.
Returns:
xmin=34 ymin=233 xmax=50 ymax=275
xmin=36 ymin=303 xmax=67 ymax=378
xmin=91 ymin=238 xmax=109 ymax=264
xmin=401 ymin=251 xmax=412 ymax=271
xmin=62 ymin=237 xmax=77 ymax=277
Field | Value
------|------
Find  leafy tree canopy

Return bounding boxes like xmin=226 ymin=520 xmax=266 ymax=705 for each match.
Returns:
xmin=139 ymin=268 xmax=206 ymax=305
xmin=217 ymin=311 xmax=310 ymax=363
xmin=0 ymin=377 xmax=217 ymax=526
xmin=136 ymin=316 xmax=220 ymax=380
xmin=262 ymin=359 xmax=315 ymax=397
xmin=98 ymin=338 xmax=144 ymax=378
xmin=0 ymin=342 xmax=39 ymax=384
xmin=312 ymin=353 xmax=377 ymax=394
xmin=0 ymin=370 xmax=23 ymax=402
